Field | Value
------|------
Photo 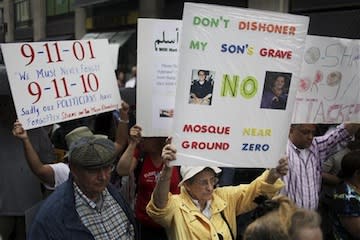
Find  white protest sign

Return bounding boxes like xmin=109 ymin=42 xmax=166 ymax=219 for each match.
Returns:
xmin=137 ymin=18 xmax=181 ymax=136
xmin=172 ymin=3 xmax=309 ymax=168
xmin=292 ymin=35 xmax=360 ymax=123
xmin=2 ymin=39 xmax=121 ymax=130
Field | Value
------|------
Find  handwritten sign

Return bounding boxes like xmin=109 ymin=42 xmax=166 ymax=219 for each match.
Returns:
xmin=171 ymin=3 xmax=309 ymax=168
xmin=136 ymin=18 xmax=181 ymax=136
xmin=292 ymin=35 xmax=360 ymax=123
xmin=1 ymin=39 xmax=121 ymax=130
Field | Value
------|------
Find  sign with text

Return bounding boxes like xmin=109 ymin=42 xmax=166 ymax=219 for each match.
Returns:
xmin=137 ymin=18 xmax=181 ymax=136
xmin=1 ymin=39 xmax=121 ymax=130
xmin=292 ymin=35 xmax=360 ymax=123
xmin=172 ymin=3 xmax=309 ymax=167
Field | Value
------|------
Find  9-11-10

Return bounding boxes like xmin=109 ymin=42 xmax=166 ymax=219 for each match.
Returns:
xmin=20 ymin=41 xmax=96 ymax=65
xmin=28 ymin=73 xmax=99 ymax=103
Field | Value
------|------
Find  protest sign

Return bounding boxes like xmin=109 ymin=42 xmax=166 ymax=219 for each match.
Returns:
xmin=1 ymin=39 xmax=121 ymax=130
xmin=172 ymin=3 xmax=309 ymax=167
xmin=137 ymin=18 xmax=181 ymax=136
xmin=292 ymin=35 xmax=360 ymax=123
